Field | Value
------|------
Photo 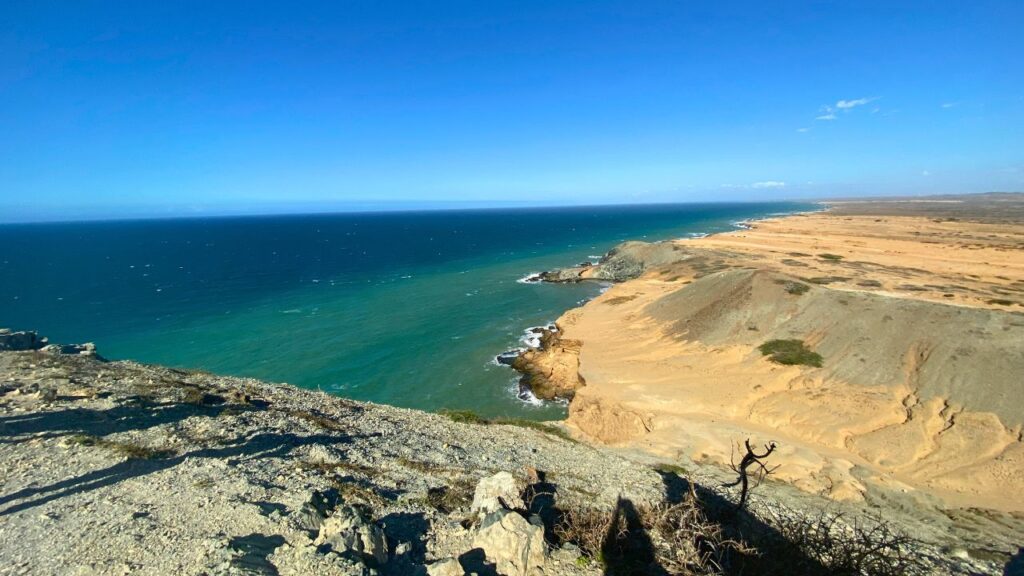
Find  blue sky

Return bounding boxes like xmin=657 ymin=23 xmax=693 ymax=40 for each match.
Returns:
xmin=2 ymin=1 xmax=1022 ymax=221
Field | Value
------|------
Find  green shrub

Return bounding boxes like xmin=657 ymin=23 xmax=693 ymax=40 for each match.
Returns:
xmin=439 ymin=409 xmax=488 ymax=424
xmin=758 ymin=339 xmax=823 ymax=367
xmin=775 ymin=280 xmax=809 ymax=295
xmin=439 ymin=410 xmax=576 ymax=442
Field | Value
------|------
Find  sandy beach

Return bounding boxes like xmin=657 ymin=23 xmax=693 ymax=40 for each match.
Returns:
xmin=525 ymin=194 xmax=1024 ymax=512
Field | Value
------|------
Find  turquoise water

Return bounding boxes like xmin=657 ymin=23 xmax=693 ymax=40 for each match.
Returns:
xmin=0 ymin=203 xmax=812 ymax=419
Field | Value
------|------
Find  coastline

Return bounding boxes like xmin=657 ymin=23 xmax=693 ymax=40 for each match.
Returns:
xmin=509 ymin=194 xmax=1024 ymax=515
xmin=496 ymin=204 xmax=823 ymax=403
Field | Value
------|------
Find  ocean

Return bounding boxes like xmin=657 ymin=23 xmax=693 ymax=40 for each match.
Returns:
xmin=0 ymin=202 xmax=813 ymax=419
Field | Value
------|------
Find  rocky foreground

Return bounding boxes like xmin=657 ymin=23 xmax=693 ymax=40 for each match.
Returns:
xmin=1 ymin=332 xmax=1017 ymax=575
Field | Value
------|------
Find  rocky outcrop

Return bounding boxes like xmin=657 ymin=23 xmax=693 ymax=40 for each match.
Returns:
xmin=313 ymin=505 xmax=389 ymax=566
xmin=471 ymin=471 xmax=525 ymax=516
xmin=538 ymin=240 xmax=695 ymax=284
xmin=0 ymin=328 xmax=101 ymax=359
xmin=0 ymin=329 xmax=46 ymax=351
xmin=472 ymin=509 xmax=546 ymax=576
xmin=510 ymin=327 xmax=585 ymax=400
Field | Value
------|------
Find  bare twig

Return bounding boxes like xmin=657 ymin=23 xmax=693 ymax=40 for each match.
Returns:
xmin=723 ymin=438 xmax=778 ymax=509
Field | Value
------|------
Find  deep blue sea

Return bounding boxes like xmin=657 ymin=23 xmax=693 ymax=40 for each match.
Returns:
xmin=0 ymin=202 xmax=812 ymax=419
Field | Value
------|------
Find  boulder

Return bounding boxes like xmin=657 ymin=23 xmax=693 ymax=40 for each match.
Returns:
xmin=313 ymin=505 xmax=388 ymax=566
xmin=472 ymin=509 xmax=545 ymax=576
xmin=426 ymin=557 xmax=464 ymax=576
xmin=471 ymin=472 xmax=524 ymax=515
xmin=294 ymin=490 xmax=337 ymax=535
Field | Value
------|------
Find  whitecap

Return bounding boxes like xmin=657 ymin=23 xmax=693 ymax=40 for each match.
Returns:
xmin=517 ymin=273 xmax=543 ymax=284
xmin=517 ymin=387 xmax=546 ymax=406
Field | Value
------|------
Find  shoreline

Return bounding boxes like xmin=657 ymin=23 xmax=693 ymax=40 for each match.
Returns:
xmin=498 ymin=204 xmax=825 ymax=404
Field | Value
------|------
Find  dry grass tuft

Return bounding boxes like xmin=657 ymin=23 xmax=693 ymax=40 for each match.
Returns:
xmin=66 ymin=433 xmax=174 ymax=460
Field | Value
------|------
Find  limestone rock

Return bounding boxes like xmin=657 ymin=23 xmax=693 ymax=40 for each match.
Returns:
xmin=40 ymin=342 xmax=99 ymax=358
xmin=0 ymin=329 xmax=46 ymax=351
xmin=425 ymin=557 xmax=464 ymax=576
xmin=270 ymin=542 xmax=371 ymax=576
xmin=472 ymin=509 xmax=545 ymax=576
xmin=471 ymin=471 xmax=524 ymax=515
xmin=294 ymin=490 xmax=336 ymax=535
xmin=313 ymin=505 xmax=388 ymax=566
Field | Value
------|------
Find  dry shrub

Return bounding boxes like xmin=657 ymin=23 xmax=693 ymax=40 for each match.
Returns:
xmin=646 ymin=501 xmax=749 ymax=575
xmin=757 ymin=507 xmax=923 ymax=576
xmin=554 ymin=505 xmax=615 ymax=561
xmin=555 ymin=497 xmax=746 ymax=575
xmin=555 ymin=495 xmax=922 ymax=576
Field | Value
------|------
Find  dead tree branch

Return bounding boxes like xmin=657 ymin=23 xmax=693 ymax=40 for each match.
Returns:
xmin=723 ymin=438 xmax=779 ymax=509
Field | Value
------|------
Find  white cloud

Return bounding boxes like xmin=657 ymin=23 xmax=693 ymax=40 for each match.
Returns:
xmin=921 ymin=170 xmax=931 ymax=176
xmin=941 ymin=102 xmax=958 ymax=108
xmin=836 ymin=97 xmax=875 ymax=110
xmin=814 ymin=97 xmax=879 ymax=121
xmin=796 ymin=127 xmax=810 ymax=133
xmin=752 ymin=181 xmax=786 ymax=189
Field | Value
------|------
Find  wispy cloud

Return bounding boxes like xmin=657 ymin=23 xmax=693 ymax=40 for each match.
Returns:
xmin=796 ymin=127 xmax=810 ymax=133
xmin=815 ymin=106 xmax=837 ymax=121
xmin=836 ymin=97 xmax=876 ymax=110
xmin=719 ymin=181 xmax=787 ymax=190
xmin=752 ymin=181 xmax=786 ymax=189
xmin=814 ymin=97 xmax=879 ymax=122
xmin=921 ymin=170 xmax=931 ymax=176
xmin=941 ymin=102 xmax=958 ymax=109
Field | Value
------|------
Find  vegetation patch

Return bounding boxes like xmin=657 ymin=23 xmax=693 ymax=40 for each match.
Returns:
xmin=424 ymin=479 xmax=475 ymax=513
xmin=817 ymin=253 xmax=844 ymax=261
xmin=857 ymin=279 xmax=883 ymax=287
xmin=334 ymin=481 xmax=390 ymax=510
xmin=439 ymin=410 xmax=576 ymax=442
xmin=439 ymin=409 xmax=488 ymax=424
xmin=757 ymin=340 xmax=823 ymax=368
xmin=988 ymin=298 xmax=1017 ymax=306
xmin=604 ymin=295 xmax=638 ymax=305
xmin=775 ymin=280 xmax=809 ymax=295
xmin=66 ymin=433 xmax=174 ymax=460
xmin=805 ymin=276 xmax=848 ymax=285
xmin=653 ymin=462 xmax=689 ymax=477
xmin=554 ymin=497 xmax=918 ymax=575
xmin=287 ymin=409 xmax=347 ymax=431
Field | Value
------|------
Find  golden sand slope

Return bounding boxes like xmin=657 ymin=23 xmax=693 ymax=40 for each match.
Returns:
xmin=550 ymin=205 xmax=1024 ymax=512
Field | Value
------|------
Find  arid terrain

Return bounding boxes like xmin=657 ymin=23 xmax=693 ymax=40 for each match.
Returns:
xmin=516 ymin=194 xmax=1024 ymax=533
